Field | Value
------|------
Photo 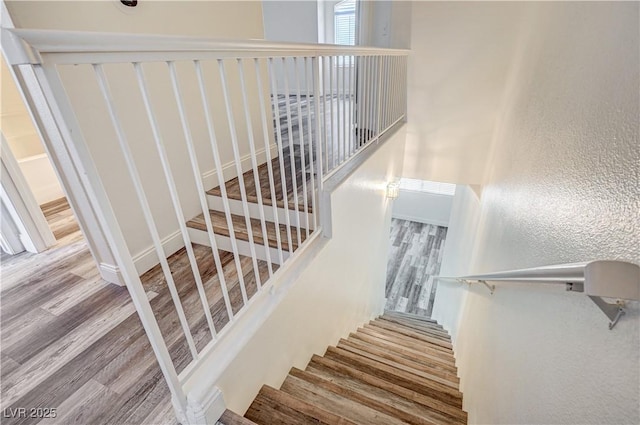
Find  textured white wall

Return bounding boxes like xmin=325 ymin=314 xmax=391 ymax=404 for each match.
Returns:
xmin=216 ymin=127 xmax=406 ymax=414
xmin=434 ymin=185 xmax=481 ymax=340
xmin=432 ymin=2 xmax=640 ymax=424
xmin=404 ymin=2 xmax=526 ymax=185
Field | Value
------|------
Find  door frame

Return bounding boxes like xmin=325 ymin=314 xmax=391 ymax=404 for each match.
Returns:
xmin=0 ymin=132 xmax=56 ymax=253
xmin=1 ymin=2 xmax=123 ymax=285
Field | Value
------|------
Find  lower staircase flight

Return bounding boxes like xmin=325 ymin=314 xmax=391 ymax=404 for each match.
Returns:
xmin=218 ymin=311 xmax=467 ymax=425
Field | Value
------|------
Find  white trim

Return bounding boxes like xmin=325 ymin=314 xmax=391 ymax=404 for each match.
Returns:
xmin=4 ymin=29 xmax=409 ymax=67
xmin=131 ymin=229 xmax=185 ymax=276
xmin=186 ymin=386 xmax=226 ymax=425
xmin=391 ymin=213 xmax=449 ymax=228
xmin=187 ymin=227 xmax=288 ymax=265
xmin=2 ymin=4 xmax=121 ymax=284
xmin=207 ymin=194 xmax=312 ymax=230
xmin=0 ymin=199 xmax=26 ymax=254
xmin=0 ymin=133 xmax=55 ymax=252
xmin=98 ymin=262 xmax=124 ymax=286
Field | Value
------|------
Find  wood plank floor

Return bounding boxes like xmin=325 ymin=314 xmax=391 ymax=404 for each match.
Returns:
xmin=1 ymin=199 xmax=274 ymax=424
xmin=274 ymin=93 xmax=365 ymax=173
xmin=385 ymin=219 xmax=448 ymax=317
xmin=40 ymin=197 xmax=80 ymax=241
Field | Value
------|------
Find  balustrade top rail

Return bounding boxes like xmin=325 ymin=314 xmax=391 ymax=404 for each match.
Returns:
xmin=4 ymin=29 xmax=409 ymax=65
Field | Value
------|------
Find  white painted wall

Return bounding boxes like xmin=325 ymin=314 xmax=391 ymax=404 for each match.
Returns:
xmin=404 ymin=2 xmax=526 ymax=185
xmin=6 ymin=1 xmax=269 ymax=265
xmin=263 ymin=1 xmax=318 ymax=44
xmin=359 ymin=0 xmax=411 ymax=49
xmin=1 ymin=55 xmax=64 ymax=205
xmin=392 ymin=189 xmax=453 ymax=227
xmin=432 ymin=3 xmax=640 ymax=424
xmin=262 ymin=1 xmax=317 ymax=94
xmin=215 ymin=125 xmax=406 ymax=414
xmin=435 ymin=185 xmax=481 ymax=341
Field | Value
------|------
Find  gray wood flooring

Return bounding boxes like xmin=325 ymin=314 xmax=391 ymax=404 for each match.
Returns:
xmin=1 ymin=199 xmax=274 ymax=424
xmin=385 ymin=219 xmax=448 ymax=318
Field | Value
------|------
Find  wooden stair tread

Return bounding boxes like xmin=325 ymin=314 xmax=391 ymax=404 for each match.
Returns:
xmin=384 ymin=310 xmax=439 ymax=324
xmin=358 ymin=326 xmax=455 ymax=362
xmin=340 ymin=337 xmax=459 ymax=384
xmin=348 ymin=332 xmax=458 ymax=373
xmin=207 ymin=156 xmax=313 ymax=213
xmin=254 ymin=385 xmax=358 ymax=425
xmin=379 ymin=316 xmax=452 ymax=340
xmin=291 ymin=367 xmax=439 ymax=425
xmin=238 ymin=315 xmax=467 ymax=425
xmin=306 ymin=361 xmax=466 ymax=425
xmin=382 ymin=313 xmax=450 ymax=335
xmin=308 ymin=355 xmax=467 ymax=423
xmin=186 ymin=209 xmax=306 ymax=252
xmin=219 ymin=409 xmax=259 ymax=425
xmin=368 ymin=320 xmax=453 ymax=350
xmin=324 ymin=346 xmax=463 ymax=408
xmin=245 ymin=392 xmax=317 ymax=425
xmin=280 ymin=374 xmax=407 ymax=425
xmin=336 ymin=339 xmax=459 ymax=389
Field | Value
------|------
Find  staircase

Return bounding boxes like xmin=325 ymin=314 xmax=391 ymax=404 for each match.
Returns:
xmin=218 ymin=311 xmax=467 ymax=425
xmin=186 ymin=151 xmax=314 ymax=266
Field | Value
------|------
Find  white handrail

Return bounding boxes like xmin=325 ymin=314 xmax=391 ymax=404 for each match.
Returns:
xmin=437 ymin=260 xmax=640 ymax=329
xmin=440 ymin=262 xmax=589 ymax=284
xmin=4 ymin=29 xmax=409 ymax=65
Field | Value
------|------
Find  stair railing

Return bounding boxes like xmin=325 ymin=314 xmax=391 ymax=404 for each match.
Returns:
xmin=437 ymin=260 xmax=640 ymax=330
xmin=2 ymin=28 xmax=408 ymax=424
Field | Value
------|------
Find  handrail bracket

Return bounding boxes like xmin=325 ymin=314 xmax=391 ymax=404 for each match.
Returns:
xmin=459 ymin=278 xmax=495 ymax=295
xmin=588 ymin=296 xmax=626 ymax=330
xmin=479 ymin=280 xmax=495 ymax=295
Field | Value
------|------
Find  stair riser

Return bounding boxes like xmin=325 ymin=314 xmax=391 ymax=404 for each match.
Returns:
xmin=187 ymin=227 xmax=289 ymax=265
xmin=207 ymin=194 xmax=314 ymax=228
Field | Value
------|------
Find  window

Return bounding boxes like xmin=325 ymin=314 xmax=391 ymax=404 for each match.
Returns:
xmin=334 ymin=0 xmax=356 ymax=46
xmin=398 ymin=178 xmax=457 ymax=196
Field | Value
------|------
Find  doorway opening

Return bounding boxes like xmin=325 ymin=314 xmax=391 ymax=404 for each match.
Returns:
xmin=385 ymin=178 xmax=457 ymax=317
xmin=1 ymin=54 xmax=86 ymax=281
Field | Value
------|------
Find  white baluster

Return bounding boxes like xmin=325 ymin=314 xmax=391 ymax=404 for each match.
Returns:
xmin=92 ymin=64 xmax=199 ymax=360
xmin=254 ymin=58 xmax=284 ymax=264
xmin=237 ymin=58 xmax=273 ymax=280
xmin=268 ymin=58 xmax=294 ymax=255
xmin=281 ymin=57 xmax=302 ymax=248
xmin=218 ymin=59 xmax=257 ymax=304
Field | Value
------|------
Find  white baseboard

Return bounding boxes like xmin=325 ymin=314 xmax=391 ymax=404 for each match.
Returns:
xmin=132 ymin=230 xmax=186 ymax=276
xmin=202 ymin=143 xmax=279 ymax=190
xmin=391 ymin=213 xmax=449 ymax=228
xmin=100 ymin=144 xmax=279 ymax=283
xmin=99 ymin=262 xmax=124 ymax=286
xmin=99 ymin=231 xmax=185 ymax=285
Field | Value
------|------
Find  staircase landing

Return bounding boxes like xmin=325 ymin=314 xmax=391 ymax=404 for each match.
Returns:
xmin=219 ymin=311 xmax=466 ymax=425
